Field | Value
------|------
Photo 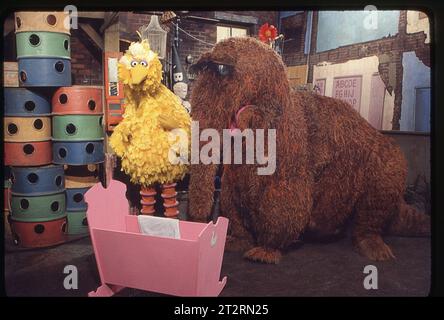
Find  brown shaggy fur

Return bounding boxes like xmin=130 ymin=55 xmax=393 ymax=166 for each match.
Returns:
xmin=188 ymin=37 xmax=430 ymax=264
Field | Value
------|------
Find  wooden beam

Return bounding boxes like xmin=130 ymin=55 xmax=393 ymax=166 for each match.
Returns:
xmin=78 ymin=11 xmax=105 ymax=19
xmin=79 ymin=23 xmax=104 ymax=51
xmin=100 ymin=12 xmax=119 ymax=34
xmin=103 ymin=17 xmax=120 ymax=154
xmin=104 ymin=20 xmax=120 ymax=52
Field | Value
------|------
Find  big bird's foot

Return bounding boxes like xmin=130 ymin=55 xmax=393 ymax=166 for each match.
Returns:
xmin=244 ymin=246 xmax=282 ymax=264
xmin=140 ymin=186 xmax=156 ymax=215
xmin=162 ymin=183 xmax=179 ymax=218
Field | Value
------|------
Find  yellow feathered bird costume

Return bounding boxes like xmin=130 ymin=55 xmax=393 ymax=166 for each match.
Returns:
xmin=109 ymin=39 xmax=191 ymax=216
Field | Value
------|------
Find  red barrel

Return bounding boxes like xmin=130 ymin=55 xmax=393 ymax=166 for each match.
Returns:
xmin=52 ymin=86 xmax=103 ymax=115
xmin=4 ymin=140 xmax=52 ymax=166
xmin=9 ymin=216 xmax=67 ymax=248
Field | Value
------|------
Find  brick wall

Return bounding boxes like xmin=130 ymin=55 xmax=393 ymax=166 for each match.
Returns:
xmin=119 ymin=11 xmax=153 ymax=43
xmin=281 ymin=12 xmax=308 ymax=67
xmin=120 ymin=11 xmax=277 ymax=93
xmin=180 ymin=11 xmax=277 ymax=93
xmin=177 ymin=11 xmax=277 ymax=62
xmin=70 ymin=29 xmax=103 ymax=86
xmin=177 ymin=12 xmax=217 ymax=69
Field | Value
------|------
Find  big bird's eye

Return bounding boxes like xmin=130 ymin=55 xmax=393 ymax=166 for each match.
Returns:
xmin=217 ymin=64 xmax=231 ymax=76
xmin=130 ymin=61 xmax=138 ymax=67
xmin=140 ymin=60 xmax=147 ymax=67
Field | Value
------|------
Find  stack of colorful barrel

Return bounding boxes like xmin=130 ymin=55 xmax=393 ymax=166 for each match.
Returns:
xmin=4 ymin=88 xmax=52 ymax=167
xmin=64 ymin=164 xmax=100 ymax=234
xmin=5 ymin=11 xmax=72 ymax=248
xmin=52 ymin=86 xmax=105 ymax=234
xmin=15 ymin=11 xmax=71 ymax=87
xmin=9 ymin=165 xmax=67 ymax=247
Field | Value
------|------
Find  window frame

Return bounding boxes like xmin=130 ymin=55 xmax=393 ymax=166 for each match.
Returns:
xmin=216 ymin=24 xmax=249 ymax=43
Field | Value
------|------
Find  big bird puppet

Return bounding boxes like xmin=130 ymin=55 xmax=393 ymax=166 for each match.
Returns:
xmin=109 ymin=38 xmax=191 ymax=218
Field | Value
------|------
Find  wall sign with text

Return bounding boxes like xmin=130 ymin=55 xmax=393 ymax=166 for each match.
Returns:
xmin=332 ymin=76 xmax=362 ymax=111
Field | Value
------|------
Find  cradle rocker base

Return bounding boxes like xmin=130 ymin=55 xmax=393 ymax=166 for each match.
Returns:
xmin=88 ymin=284 xmax=125 ymax=297
xmin=88 ymin=277 xmax=227 ymax=297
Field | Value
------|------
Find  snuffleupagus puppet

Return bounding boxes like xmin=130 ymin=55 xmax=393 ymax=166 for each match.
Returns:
xmin=188 ymin=37 xmax=430 ymax=263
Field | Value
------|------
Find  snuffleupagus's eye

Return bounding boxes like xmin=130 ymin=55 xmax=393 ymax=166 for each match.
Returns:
xmin=130 ymin=61 xmax=138 ymax=67
xmin=217 ymin=64 xmax=231 ymax=76
xmin=140 ymin=60 xmax=147 ymax=67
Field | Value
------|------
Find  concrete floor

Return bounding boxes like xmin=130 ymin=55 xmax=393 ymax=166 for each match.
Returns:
xmin=5 ymin=235 xmax=430 ymax=297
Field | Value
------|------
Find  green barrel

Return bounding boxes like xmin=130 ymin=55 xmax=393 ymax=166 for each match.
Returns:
xmin=66 ymin=211 xmax=89 ymax=235
xmin=10 ymin=192 xmax=66 ymax=222
xmin=52 ymin=115 xmax=104 ymax=141
xmin=16 ymin=31 xmax=70 ymax=59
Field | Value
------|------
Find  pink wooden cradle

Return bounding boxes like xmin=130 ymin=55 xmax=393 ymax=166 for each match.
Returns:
xmin=85 ymin=179 xmax=229 ymax=297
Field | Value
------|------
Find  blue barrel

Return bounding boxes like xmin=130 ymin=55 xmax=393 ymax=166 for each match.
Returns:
xmin=18 ymin=57 xmax=71 ymax=87
xmin=65 ymin=187 xmax=89 ymax=211
xmin=52 ymin=141 xmax=105 ymax=165
xmin=11 ymin=165 xmax=65 ymax=196
xmin=4 ymin=88 xmax=51 ymax=116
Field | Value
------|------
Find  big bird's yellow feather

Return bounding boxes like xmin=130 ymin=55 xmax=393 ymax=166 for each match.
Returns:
xmin=109 ymin=40 xmax=191 ymax=187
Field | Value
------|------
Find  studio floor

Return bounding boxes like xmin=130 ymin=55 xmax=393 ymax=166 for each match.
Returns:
xmin=5 ymin=235 xmax=430 ymax=297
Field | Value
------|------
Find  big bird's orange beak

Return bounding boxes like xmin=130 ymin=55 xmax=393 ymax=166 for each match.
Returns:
xmin=130 ymin=64 xmax=149 ymax=85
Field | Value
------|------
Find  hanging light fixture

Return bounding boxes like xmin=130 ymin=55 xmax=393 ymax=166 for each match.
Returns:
xmin=139 ymin=15 xmax=167 ymax=60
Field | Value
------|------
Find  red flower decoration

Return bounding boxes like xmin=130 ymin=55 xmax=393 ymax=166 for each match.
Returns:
xmin=258 ymin=23 xmax=278 ymax=43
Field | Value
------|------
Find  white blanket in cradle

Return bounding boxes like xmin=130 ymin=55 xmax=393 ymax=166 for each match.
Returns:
xmin=137 ymin=215 xmax=181 ymax=239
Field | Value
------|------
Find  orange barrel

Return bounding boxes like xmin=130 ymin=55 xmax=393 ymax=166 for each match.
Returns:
xmin=9 ymin=216 xmax=67 ymax=248
xmin=4 ymin=141 xmax=52 ymax=166
xmin=14 ymin=11 xmax=70 ymax=35
xmin=52 ymin=86 xmax=103 ymax=115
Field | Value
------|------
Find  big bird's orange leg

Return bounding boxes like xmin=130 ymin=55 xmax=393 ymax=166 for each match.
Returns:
xmin=161 ymin=183 xmax=179 ymax=218
xmin=140 ymin=186 xmax=156 ymax=215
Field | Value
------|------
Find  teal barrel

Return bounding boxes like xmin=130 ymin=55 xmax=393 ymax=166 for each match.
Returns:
xmin=10 ymin=192 xmax=66 ymax=222
xmin=52 ymin=115 xmax=104 ymax=141
xmin=16 ymin=31 xmax=70 ymax=59
xmin=66 ymin=211 xmax=89 ymax=235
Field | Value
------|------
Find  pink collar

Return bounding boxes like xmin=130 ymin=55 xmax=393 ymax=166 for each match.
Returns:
xmin=229 ymin=104 xmax=255 ymax=133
